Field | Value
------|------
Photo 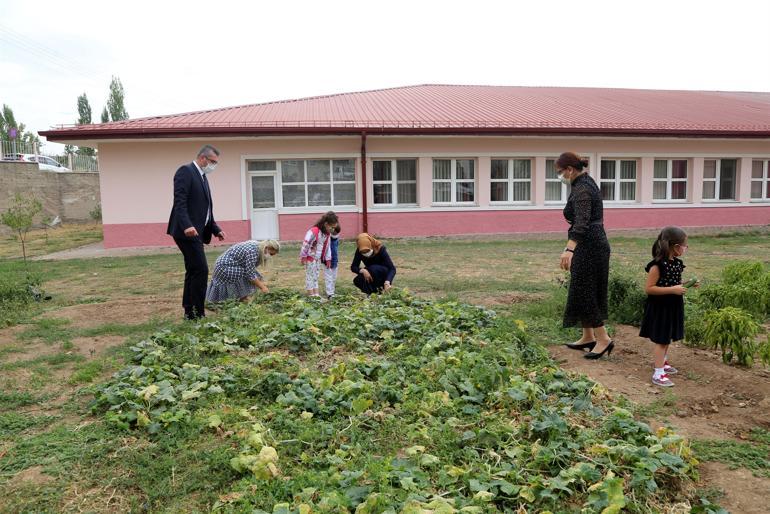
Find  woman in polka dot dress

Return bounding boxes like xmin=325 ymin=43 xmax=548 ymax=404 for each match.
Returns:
xmin=639 ymin=226 xmax=698 ymax=387
xmin=206 ymin=239 xmax=280 ymax=303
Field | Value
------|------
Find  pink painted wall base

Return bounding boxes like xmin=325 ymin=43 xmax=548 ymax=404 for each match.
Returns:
xmin=103 ymin=220 xmax=250 ymax=248
xmin=101 ymin=205 xmax=770 ymax=248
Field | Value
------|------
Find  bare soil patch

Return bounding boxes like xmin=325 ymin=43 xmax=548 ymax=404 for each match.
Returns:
xmin=42 ymin=295 xmax=178 ymax=330
xmin=550 ymin=324 xmax=770 ymax=511
xmin=7 ymin=465 xmax=54 ymax=487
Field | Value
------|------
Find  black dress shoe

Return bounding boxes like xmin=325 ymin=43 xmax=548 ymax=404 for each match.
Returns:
xmin=584 ymin=341 xmax=614 ymax=360
xmin=565 ymin=340 xmax=596 ymax=351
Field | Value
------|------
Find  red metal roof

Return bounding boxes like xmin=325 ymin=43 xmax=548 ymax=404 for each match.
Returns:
xmin=40 ymin=84 xmax=770 ymax=140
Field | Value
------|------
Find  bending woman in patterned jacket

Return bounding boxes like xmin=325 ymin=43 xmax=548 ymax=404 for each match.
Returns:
xmin=206 ymin=239 xmax=280 ymax=303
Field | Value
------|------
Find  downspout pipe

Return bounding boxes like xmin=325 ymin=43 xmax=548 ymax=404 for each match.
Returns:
xmin=361 ymin=131 xmax=368 ymax=233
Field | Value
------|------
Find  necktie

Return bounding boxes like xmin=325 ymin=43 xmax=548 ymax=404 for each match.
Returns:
xmin=201 ymin=173 xmax=211 ymax=223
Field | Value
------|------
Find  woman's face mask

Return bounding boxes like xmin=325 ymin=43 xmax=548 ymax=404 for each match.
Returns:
xmin=557 ymin=167 xmax=571 ymax=185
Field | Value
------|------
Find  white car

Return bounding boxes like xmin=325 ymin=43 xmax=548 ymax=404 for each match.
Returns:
xmin=36 ymin=155 xmax=71 ymax=173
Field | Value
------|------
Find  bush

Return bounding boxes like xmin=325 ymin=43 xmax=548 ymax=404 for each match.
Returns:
xmin=703 ymin=307 xmax=763 ymax=366
xmin=608 ymin=273 xmax=647 ymax=326
xmin=694 ymin=283 xmax=769 ymax=319
xmin=0 ymin=269 xmax=41 ymax=327
xmin=683 ymin=300 xmax=709 ymax=347
xmin=722 ymin=260 xmax=766 ymax=284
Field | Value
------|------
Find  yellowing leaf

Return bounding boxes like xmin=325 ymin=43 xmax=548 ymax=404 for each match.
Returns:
xmin=207 ymin=414 xmax=222 ymax=428
xmin=139 ymin=384 xmax=159 ymax=401
xmin=136 ymin=411 xmax=150 ymax=427
xmin=300 ymin=411 xmax=314 ymax=420
xmin=405 ymin=445 xmax=425 ymax=455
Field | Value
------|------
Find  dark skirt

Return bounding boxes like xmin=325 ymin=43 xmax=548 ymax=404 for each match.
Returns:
xmin=563 ymin=234 xmax=611 ymax=328
xmin=353 ymin=264 xmax=390 ymax=295
xmin=639 ymin=295 xmax=684 ymax=344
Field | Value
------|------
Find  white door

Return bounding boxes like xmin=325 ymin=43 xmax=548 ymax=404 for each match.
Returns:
xmin=249 ymin=173 xmax=279 ymax=240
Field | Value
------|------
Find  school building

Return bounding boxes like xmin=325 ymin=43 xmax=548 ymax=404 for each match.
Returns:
xmin=40 ymin=85 xmax=770 ymax=248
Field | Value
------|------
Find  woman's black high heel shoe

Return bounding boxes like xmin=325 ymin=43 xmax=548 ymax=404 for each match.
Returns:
xmin=565 ymin=341 xmax=596 ymax=351
xmin=584 ymin=341 xmax=614 ymax=360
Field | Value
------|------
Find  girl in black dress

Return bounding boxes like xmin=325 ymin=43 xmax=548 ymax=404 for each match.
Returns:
xmin=557 ymin=152 xmax=613 ymax=360
xmin=639 ymin=226 xmax=698 ymax=387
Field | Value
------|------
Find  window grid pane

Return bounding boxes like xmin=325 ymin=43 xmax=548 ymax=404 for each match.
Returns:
xmin=456 ymin=159 xmax=475 ymax=180
xmin=620 ymin=182 xmax=636 ymax=201
xmin=620 ymin=160 xmax=637 ymax=180
xmin=397 ymin=183 xmax=417 ymax=204
xmin=282 ymin=185 xmax=305 ymax=207
xmin=671 ymin=181 xmax=687 ymax=200
xmin=456 ymin=182 xmax=474 ymax=202
xmin=373 ymin=183 xmax=393 ymax=204
xmin=601 ymin=182 xmax=615 ymax=201
xmin=373 ymin=161 xmax=392 ymax=182
xmin=433 ymin=182 xmax=451 ymax=203
xmin=307 ymin=160 xmax=331 ymax=182
xmin=396 ymin=160 xmax=417 ymax=181
xmin=512 ymin=182 xmax=530 ymax=202
xmin=490 ymin=182 xmax=507 ymax=202
xmin=332 ymin=160 xmax=355 ymax=181
xmin=545 ymin=182 xmax=562 ymax=202
xmin=333 ymin=183 xmax=356 ymax=205
xmin=307 ymin=184 xmax=331 ymax=206
xmin=281 ymin=160 xmax=304 ymax=182
xmin=702 ymin=181 xmax=716 ymax=199
xmin=672 ymin=160 xmax=688 ymax=179
xmin=601 ymin=160 xmax=616 ymax=180
xmin=545 ymin=159 xmax=557 ymax=179
xmin=653 ymin=160 xmax=668 ymax=179
xmin=491 ymin=159 xmax=508 ymax=179
xmin=248 ymin=160 xmax=277 ymax=172
xmin=653 ymin=181 xmax=667 ymax=200
xmin=433 ymin=160 xmax=451 ymax=180
xmin=512 ymin=159 xmax=531 ymax=179
xmin=752 ymin=160 xmax=764 ymax=179
xmin=704 ymin=160 xmax=717 ymax=178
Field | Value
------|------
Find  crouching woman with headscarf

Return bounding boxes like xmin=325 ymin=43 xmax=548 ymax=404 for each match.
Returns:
xmin=350 ymin=233 xmax=396 ymax=295
xmin=206 ymin=239 xmax=280 ymax=303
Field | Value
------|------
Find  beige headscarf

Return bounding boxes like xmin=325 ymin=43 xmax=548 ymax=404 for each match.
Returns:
xmin=260 ymin=239 xmax=281 ymax=253
xmin=356 ymin=233 xmax=382 ymax=255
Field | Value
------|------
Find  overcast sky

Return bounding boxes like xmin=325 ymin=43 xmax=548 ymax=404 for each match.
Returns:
xmin=2 ymin=0 xmax=769 ymax=152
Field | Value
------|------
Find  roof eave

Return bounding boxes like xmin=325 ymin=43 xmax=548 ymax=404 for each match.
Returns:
xmin=39 ymin=126 xmax=770 ymax=142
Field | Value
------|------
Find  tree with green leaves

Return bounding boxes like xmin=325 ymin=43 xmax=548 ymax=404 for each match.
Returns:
xmin=77 ymin=93 xmax=93 ymax=125
xmin=76 ymin=93 xmax=95 ymax=156
xmin=100 ymin=106 xmax=109 ymax=123
xmin=106 ymin=76 xmax=129 ymax=121
xmin=1 ymin=193 xmax=42 ymax=263
xmin=0 ymin=104 xmax=40 ymax=145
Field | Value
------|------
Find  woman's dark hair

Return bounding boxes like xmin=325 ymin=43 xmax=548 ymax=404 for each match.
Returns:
xmin=652 ymin=226 xmax=688 ymax=261
xmin=314 ymin=211 xmax=339 ymax=234
xmin=555 ymin=152 xmax=589 ymax=171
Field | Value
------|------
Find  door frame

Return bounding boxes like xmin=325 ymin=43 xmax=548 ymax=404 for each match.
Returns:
xmin=247 ymin=170 xmax=280 ymax=240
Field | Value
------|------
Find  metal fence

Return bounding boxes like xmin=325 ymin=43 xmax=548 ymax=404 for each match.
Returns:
xmin=0 ymin=140 xmax=99 ymax=172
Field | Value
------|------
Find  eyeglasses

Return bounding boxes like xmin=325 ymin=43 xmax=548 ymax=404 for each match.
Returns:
xmin=205 ymin=155 xmax=219 ymax=164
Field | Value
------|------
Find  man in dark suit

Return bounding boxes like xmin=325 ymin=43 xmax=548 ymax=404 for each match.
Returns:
xmin=167 ymin=145 xmax=226 ymax=319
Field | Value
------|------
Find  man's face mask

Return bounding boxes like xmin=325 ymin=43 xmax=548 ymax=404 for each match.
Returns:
xmin=362 ymin=250 xmax=374 ymax=258
xmin=203 ymin=156 xmax=218 ymax=174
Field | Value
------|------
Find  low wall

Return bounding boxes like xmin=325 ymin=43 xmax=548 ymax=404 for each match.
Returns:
xmin=0 ymin=162 xmax=100 ymax=234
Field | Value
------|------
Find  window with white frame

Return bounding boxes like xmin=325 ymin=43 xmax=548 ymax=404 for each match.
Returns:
xmin=545 ymin=159 xmax=570 ymax=202
xmin=703 ymin=159 xmax=737 ymax=200
xmin=432 ymin=159 xmax=475 ymax=203
xmin=372 ymin=159 xmax=417 ymax=205
xmin=490 ymin=159 xmax=532 ymax=203
xmin=751 ymin=160 xmax=770 ymax=201
xmin=600 ymin=159 xmax=637 ymax=201
xmin=280 ymin=159 xmax=356 ymax=207
xmin=653 ymin=159 xmax=688 ymax=201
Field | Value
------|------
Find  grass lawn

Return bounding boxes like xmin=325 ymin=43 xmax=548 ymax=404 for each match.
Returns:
xmin=0 ymin=229 xmax=768 ymax=512
xmin=0 ymin=223 xmax=103 ymax=260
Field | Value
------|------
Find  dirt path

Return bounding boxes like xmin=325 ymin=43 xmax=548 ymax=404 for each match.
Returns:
xmin=550 ymin=324 xmax=770 ymax=513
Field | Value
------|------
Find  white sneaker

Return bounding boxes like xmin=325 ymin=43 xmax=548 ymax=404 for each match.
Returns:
xmin=652 ymin=374 xmax=674 ymax=387
xmin=663 ymin=363 xmax=678 ymax=375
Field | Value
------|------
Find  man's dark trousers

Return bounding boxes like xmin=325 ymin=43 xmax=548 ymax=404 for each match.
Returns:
xmin=174 ymin=236 xmax=208 ymax=319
